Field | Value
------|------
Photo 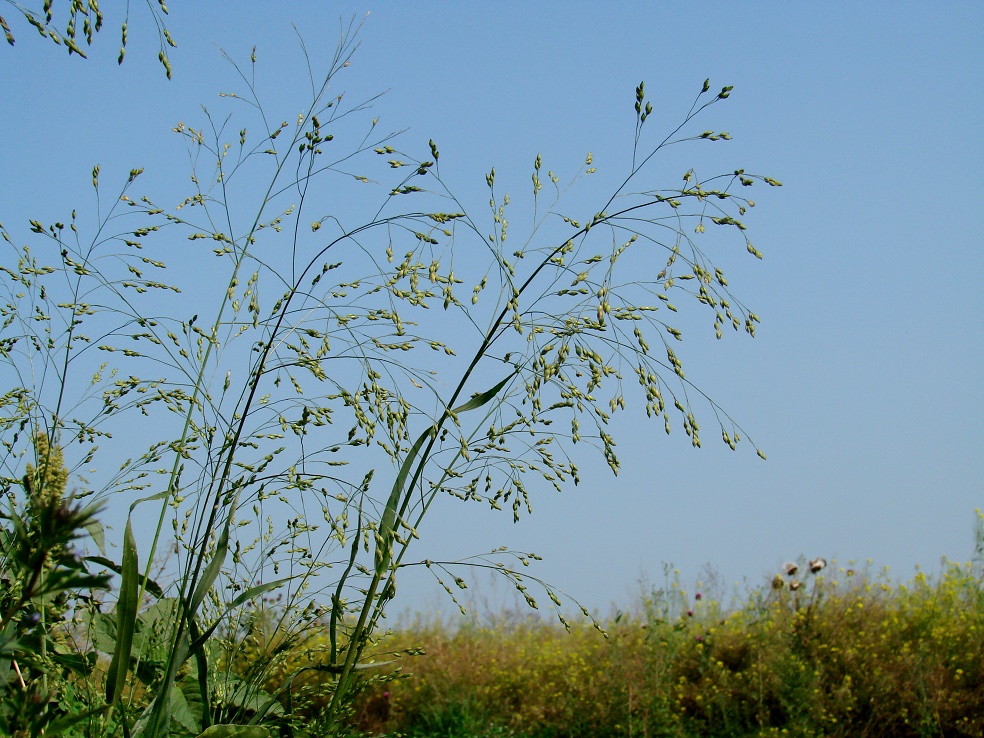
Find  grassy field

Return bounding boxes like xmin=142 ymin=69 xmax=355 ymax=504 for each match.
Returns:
xmin=340 ymin=555 xmax=984 ymax=738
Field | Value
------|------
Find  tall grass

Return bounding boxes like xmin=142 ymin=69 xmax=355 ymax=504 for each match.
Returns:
xmin=350 ymin=549 xmax=984 ymax=737
xmin=0 ymin=21 xmax=776 ymax=737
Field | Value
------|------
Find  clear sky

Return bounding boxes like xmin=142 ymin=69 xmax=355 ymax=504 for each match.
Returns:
xmin=2 ymin=3 xmax=982 ymax=616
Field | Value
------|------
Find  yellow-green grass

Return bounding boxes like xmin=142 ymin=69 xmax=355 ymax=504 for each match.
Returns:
xmin=335 ymin=559 xmax=984 ymax=738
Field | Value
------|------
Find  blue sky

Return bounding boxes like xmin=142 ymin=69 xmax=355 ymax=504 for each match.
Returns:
xmin=2 ymin=3 xmax=982 ymax=616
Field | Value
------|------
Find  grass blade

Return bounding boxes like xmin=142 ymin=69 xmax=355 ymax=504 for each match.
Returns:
xmin=105 ymin=517 xmax=139 ymax=705
xmin=376 ymin=426 xmax=434 ymax=575
xmin=189 ymin=489 xmax=241 ymax=616
xmin=85 ymin=555 xmax=165 ymax=599
xmin=451 ymin=375 xmax=512 ymax=414
xmin=187 ymin=577 xmax=293 ymax=653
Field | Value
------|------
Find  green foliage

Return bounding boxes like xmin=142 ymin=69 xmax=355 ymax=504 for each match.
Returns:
xmin=0 ymin=432 xmax=112 ymax=736
xmin=0 ymin=18 xmax=777 ymax=738
xmin=196 ymin=727 xmax=270 ymax=738
xmin=350 ymin=558 xmax=984 ymax=738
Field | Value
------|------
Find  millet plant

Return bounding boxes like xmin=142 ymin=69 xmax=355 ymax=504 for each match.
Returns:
xmin=0 ymin=16 xmax=779 ymax=737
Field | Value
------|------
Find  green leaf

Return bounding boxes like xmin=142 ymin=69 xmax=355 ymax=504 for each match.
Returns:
xmin=49 ymin=647 xmax=97 ymax=678
xmin=189 ymin=488 xmax=241 ymax=617
xmin=376 ymin=426 xmax=435 ymax=575
xmin=375 ymin=374 xmax=514 ymax=575
xmin=83 ymin=516 xmax=105 ymax=555
xmin=452 ymin=374 xmax=512 ymax=414
xmin=208 ymin=673 xmax=285 ymax=718
xmin=105 ymin=517 xmax=139 ymax=705
xmin=85 ymin=555 xmax=165 ymax=598
xmin=134 ymin=629 xmax=190 ymax=738
xmin=311 ymin=659 xmax=397 ymax=674
xmin=196 ymin=727 xmax=271 ymax=738
xmin=130 ymin=488 xmax=172 ymax=511
xmin=171 ymin=678 xmax=204 ymax=735
xmin=44 ymin=707 xmax=109 ymax=735
xmin=187 ymin=577 xmax=292 ymax=653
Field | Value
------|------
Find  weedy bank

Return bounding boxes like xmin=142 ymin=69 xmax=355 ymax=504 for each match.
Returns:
xmin=346 ymin=545 xmax=984 ymax=738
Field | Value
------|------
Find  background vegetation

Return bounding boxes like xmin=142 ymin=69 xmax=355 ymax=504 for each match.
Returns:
xmin=345 ymin=540 xmax=984 ymax=738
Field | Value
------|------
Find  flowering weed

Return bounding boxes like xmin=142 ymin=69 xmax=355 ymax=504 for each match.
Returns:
xmin=348 ymin=556 xmax=984 ymax=737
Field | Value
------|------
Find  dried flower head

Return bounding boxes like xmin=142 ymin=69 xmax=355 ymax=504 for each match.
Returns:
xmin=789 ymin=580 xmax=802 ymax=591
xmin=809 ymin=557 xmax=827 ymax=573
xmin=784 ymin=562 xmax=799 ymax=576
xmin=772 ymin=574 xmax=785 ymax=590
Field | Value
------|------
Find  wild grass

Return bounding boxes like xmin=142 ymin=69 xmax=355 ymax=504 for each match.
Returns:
xmin=347 ymin=547 xmax=984 ymax=738
xmin=0 ymin=20 xmax=777 ymax=737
